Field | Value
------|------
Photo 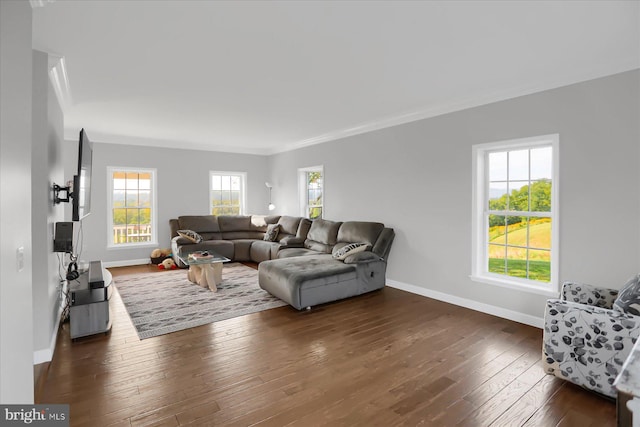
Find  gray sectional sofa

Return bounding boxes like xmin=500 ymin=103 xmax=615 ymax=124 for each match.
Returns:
xmin=169 ymin=215 xmax=394 ymax=310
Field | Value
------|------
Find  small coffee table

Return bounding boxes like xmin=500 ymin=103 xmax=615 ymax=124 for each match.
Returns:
xmin=177 ymin=250 xmax=230 ymax=292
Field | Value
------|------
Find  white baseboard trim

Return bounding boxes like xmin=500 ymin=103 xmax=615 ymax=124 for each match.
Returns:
xmin=33 ymin=284 xmax=66 ymax=365
xmin=386 ymin=279 xmax=543 ymax=329
xmin=103 ymin=258 xmax=149 ymax=268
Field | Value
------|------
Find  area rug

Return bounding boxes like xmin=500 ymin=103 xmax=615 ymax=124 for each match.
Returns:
xmin=115 ymin=263 xmax=287 ymax=339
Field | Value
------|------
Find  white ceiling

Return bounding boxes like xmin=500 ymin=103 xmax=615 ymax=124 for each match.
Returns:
xmin=32 ymin=1 xmax=640 ymax=155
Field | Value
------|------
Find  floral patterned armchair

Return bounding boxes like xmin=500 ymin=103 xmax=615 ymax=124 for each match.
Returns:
xmin=543 ymin=281 xmax=640 ymax=398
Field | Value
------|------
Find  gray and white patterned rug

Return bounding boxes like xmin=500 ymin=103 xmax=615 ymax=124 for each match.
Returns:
xmin=115 ymin=263 xmax=287 ymax=339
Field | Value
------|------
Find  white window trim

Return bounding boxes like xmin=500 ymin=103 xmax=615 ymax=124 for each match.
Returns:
xmin=209 ymin=171 xmax=247 ymax=215
xmin=106 ymin=166 xmax=158 ymax=249
xmin=298 ymin=165 xmax=324 ymax=219
xmin=470 ymin=134 xmax=560 ymax=297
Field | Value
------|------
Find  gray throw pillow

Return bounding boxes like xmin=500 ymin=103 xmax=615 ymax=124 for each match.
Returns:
xmin=613 ymin=274 xmax=640 ymax=315
xmin=263 ymin=224 xmax=280 ymax=242
xmin=177 ymin=229 xmax=203 ymax=244
xmin=332 ymin=243 xmax=367 ymax=261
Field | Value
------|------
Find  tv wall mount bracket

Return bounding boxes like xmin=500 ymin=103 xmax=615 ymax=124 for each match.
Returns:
xmin=53 ymin=183 xmax=73 ymax=204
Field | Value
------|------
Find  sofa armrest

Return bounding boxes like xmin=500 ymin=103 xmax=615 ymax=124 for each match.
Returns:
xmin=279 ymin=236 xmax=305 ymax=248
xmin=562 ymin=281 xmax=619 ymax=308
xmin=543 ymin=298 xmax=640 ymax=397
xmin=343 ymin=251 xmax=383 ymax=264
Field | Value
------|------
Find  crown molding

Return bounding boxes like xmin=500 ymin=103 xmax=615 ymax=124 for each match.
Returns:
xmin=268 ymin=64 xmax=640 ymax=155
xmin=47 ymin=54 xmax=72 ymax=109
xmin=30 ymin=0 xmax=55 ymax=9
xmin=62 ymin=129 xmax=273 ymax=156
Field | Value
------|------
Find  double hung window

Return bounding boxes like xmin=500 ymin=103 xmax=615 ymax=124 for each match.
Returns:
xmin=210 ymin=172 xmax=246 ymax=215
xmin=471 ymin=135 xmax=559 ymax=295
xmin=299 ymin=166 xmax=323 ymax=219
xmin=107 ymin=167 xmax=157 ymax=247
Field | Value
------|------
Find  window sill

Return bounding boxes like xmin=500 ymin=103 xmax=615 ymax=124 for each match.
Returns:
xmin=470 ymin=274 xmax=559 ymax=298
xmin=107 ymin=241 xmax=158 ymax=250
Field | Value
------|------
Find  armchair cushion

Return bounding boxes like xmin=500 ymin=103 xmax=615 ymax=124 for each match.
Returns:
xmin=562 ymin=282 xmax=619 ymax=309
xmin=543 ymin=298 xmax=640 ymax=398
xmin=613 ymin=274 xmax=640 ymax=315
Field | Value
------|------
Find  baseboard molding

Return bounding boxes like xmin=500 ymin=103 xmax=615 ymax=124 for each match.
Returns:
xmin=102 ymin=258 xmax=149 ymax=268
xmin=386 ymin=279 xmax=543 ymax=329
xmin=33 ymin=286 xmax=66 ymax=365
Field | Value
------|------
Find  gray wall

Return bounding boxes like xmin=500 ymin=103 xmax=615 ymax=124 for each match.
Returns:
xmin=0 ymin=0 xmax=34 ymax=403
xmin=32 ymin=50 xmax=65 ymax=362
xmin=269 ymin=70 xmax=640 ymax=321
xmin=62 ymin=143 xmax=272 ymax=264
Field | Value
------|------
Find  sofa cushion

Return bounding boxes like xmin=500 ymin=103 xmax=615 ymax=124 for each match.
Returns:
xmin=332 ymin=243 xmax=367 ymax=260
xmin=264 ymin=224 xmax=280 ymax=241
xmin=337 ymin=222 xmax=384 ymax=246
xmin=277 ymin=247 xmax=321 ymax=258
xmin=177 ymin=229 xmax=203 ymax=243
xmin=277 ymin=216 xmax=301 ymax=236
xmin=218 ymin=215 xmax=252 ymax=232
xmin=614 ymin=274 xmax=640 ymax=315
xmin=304 ymin=219 xmax=342 ymax=253
xmin=250 ymin=240 xmax=281 ymax=263
xmin=178 ymin=215 xmax=219 ymax=233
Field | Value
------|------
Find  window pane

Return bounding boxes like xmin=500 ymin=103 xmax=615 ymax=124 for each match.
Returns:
xmin=489 ymin=151 xmax=507 ymax=181
xmin=488 ymin=244 xmax=506 ymax=275
xmin=529 ymin=218 xmax=551 ymax=250
xmin=506 ymin=246 xmax=528 ymax=279
xmin=126 ymin=173 xmax=139 ymax=190
xmin=231 ymin=176 xmax=240 ymax=191
xmin=126 ymin=209 xmax=138 ymax=225
xmin=230 ymin=190 xmax=240 ymax=205
xmin=113 ymin=208 xmax=126 ymax=225
xmin=488 ymin=215 xmax=506 ymax=243
xmin=125 ymin=191 xmax=138 ymax=207
xmin=530 ymin=180 xmax=551 ymax=212
xmin=113 ymin=172 xmax=126 ymax=189
xmin=221 ymin=176 xmax=231 ymax=191
xmin=506 ymin=216 xmax=527 ymax=247
xmin=530 ymin=147 xmax=552 ymax=180
xmin=508 ymin=181 xmax=529 ymax=211
xmin=529 ymin=249 xmax=551 ymax=282
xmin=488 ymin=182 xmax=508 ymax=211
xmin=139 ymin=190 xmax=151 ymax=207
xmin=139 ymin=176 xmax=151 ymax=190
xmin=508 ymin=149 xmax=529 ymax=181
xmin=309 ymin=207 xmax=322 ymax=219
xmin=113 ymin=190 xmax=125 ymax=207
xmin=211 ymin=175 xmax=222 ymax=191
xmin=139 ymin=208 xmax=151 ymax=225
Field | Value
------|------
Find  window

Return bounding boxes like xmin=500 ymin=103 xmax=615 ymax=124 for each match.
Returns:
xmin=210 ymin=172 xmax=246 ymax=215
xmin=107 ymin=167 xmax=157 ymax=247
xmin=471 ymin=135 xmax=559 ymax=295
xmin=299 ymin=166 xmax=323 ymax=219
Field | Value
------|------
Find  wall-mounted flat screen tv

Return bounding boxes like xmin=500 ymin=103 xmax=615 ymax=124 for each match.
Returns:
xmin=72 ymin=128 xmax=92 ymax=221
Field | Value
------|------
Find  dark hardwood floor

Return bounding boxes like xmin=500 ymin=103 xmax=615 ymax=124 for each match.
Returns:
xmin=36 ymin=265 xmax=615 ymax=426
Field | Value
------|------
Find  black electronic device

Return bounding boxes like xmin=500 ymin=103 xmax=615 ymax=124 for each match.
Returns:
xmin=72 ymin=128 xmax=93 ymax=221
xmin=53 ymin=222 xmax=73 ymax=253
xmin=88 ymin=260 xmax=105 ymax=289
xmin=66 ymin=261 xmax=79 ymax=281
